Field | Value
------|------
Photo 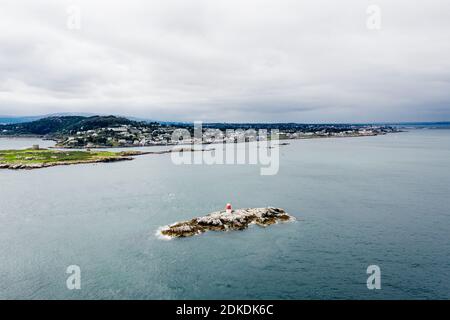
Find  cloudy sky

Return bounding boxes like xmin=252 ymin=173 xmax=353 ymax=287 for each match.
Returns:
xmin=1 ymin=0 xmax=450 ymax=122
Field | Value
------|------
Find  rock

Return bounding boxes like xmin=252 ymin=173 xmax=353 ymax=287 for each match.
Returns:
xmin=0 ymin=155 xmax=133 ymax=170
xmin=158 ymin=207 xmax=294 ymax=238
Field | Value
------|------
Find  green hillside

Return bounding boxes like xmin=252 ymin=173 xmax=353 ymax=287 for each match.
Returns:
xmin=0 ymin=115 xmax=150 ymax=136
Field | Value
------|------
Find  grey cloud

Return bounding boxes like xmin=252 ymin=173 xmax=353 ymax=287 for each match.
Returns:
xmin=0 ymin=0 xmax=450 ymax=122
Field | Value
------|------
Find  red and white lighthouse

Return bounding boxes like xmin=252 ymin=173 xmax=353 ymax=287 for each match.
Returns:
xmin=226 ymin=203 xmax=232 ymax=214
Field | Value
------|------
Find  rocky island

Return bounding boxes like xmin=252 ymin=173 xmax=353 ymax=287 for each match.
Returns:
xmin=0 ymin=148 xmax=137 ymax=170
xmin=0 ymin=147 xmax=211 ymax=170
xmin=158 ymin=207 xmax=294 ymax=238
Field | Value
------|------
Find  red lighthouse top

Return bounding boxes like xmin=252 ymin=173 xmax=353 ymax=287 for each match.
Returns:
xmin=226 ymin=203 xmax=232 ymax=210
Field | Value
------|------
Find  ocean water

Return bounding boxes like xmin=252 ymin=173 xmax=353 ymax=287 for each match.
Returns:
xmin=0 ymin=137 xmax=55 ymax=150
xmin=0 ymin=129 xmax=449 ymax=299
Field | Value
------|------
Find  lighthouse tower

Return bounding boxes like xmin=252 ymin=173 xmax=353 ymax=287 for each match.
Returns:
xmin=226 ymin=203 xmax=232 ymax=214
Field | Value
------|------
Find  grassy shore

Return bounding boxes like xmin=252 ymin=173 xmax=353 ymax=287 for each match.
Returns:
xmin=0 ymin=147 xmax=210 ymax=170
xmin=0 ymin=148 xmax=132 ymax=170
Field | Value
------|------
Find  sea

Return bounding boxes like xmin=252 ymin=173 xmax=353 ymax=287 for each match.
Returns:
xmin=0 ymin=129 xmax=449 ymax=299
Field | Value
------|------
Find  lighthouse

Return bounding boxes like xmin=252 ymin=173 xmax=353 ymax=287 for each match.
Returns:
xmin=226 ymin=203 xmax=232 ymax=214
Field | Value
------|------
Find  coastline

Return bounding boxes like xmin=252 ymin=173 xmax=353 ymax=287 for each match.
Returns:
xmin=0 ymin=132 xmax=403 ymax=170
xmin=0 ymin=147 xmax=212 ymax=170
xmin=0 ymin=130 xmax=403 ymax=150
xmin=0 ymin=156 xmax=133 ymax=170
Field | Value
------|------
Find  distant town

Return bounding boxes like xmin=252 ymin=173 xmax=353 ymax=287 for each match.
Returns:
xmin=0 ymin=115 xmax=401 ymax=149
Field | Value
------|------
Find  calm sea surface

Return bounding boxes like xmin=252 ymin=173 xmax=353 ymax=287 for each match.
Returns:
xmin=1 ymin=130 xmax=450 ymax=299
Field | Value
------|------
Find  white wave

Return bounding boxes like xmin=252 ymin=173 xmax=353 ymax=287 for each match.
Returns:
xmin=155 ymin=226 xmax=173 ymax=240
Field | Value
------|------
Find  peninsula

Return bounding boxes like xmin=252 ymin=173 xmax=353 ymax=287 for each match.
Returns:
xmin=0 ymin=115 xmax=400 ymax=149
xmin=0 ymin=147 xmax=211 ymax=170
xmin=158 ymin=207 xmax=294 ymax=238
xmin=0 ymin=148 xmax=135 ymax=170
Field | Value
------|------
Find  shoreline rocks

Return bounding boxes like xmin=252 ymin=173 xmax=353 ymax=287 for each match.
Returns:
xmin=0 ymin=156 xmax=133 ymax=170
xmin=0 ymin=148 xmax=211 ymax=171
xmin=158 ymin=207 xmax=294 ymax=238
